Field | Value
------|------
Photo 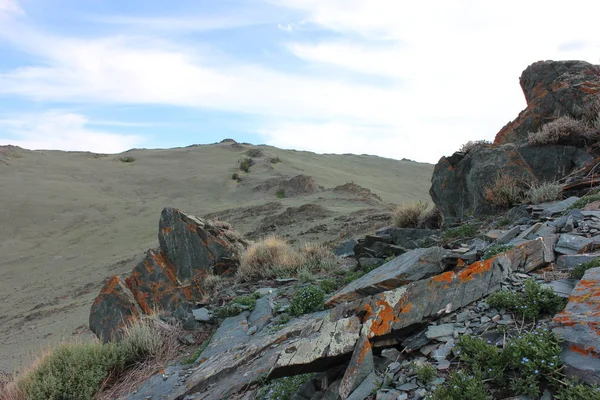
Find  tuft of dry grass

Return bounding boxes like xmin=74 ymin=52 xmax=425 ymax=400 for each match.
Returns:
xmin=237 ymin=237 xmax=337 ymax=281
xmin=392 ymin=201 xmax=428 ymax=228
xmin=203 ymin=273 xmax=224 ymax=291
xmin=582 ymin=95 xmax=600 ymax=129
xmin=0 ymin=316 xmax=182 ymax=400
xmin=527 ymin=181 xmax=563 ymax=204
xmin=484 ymin=173 xmax=527 ymax=208
xmin=528 ymin=116 xmax=598 ymax=145
xmin=459 ymin=140 xmax=491 ymax=153
xmin=418 ymin=205 xmax=444 ymax=229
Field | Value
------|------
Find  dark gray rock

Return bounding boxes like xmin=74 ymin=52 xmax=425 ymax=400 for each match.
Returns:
xmin=555 ymin=234 xmax=594 ymax=255
xmin=553 ymin=267 xmax=600 ymax=384
xmin=557 ymin=254 xmax=600 ymax=270
xmin=388 ymin=228 xmax=438 ymax=250
xmin=346 ymin=372 xmax=381 ymax=400
xmin=248 ymin=295 xmax=274 ymax=331
xmin=333 ymin=239 xmax=356 ymax=258
xmin=539 ymin=197 xmax=580 ymax=218
xmin=543 ymin=279 xmax=577 ymax=298
xmin=192 ymin=307 xmax=212 ymax=322
xmin=328 ymin=247 xmax=451 ymax=304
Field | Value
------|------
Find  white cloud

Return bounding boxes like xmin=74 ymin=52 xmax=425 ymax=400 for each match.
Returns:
xmin=0 ymin=112 xmax=143 ymax=153
xmin=1 ymin=1 xmax=600 ymax=162
xmin=0 ymin=0 xmax=23 ymax=15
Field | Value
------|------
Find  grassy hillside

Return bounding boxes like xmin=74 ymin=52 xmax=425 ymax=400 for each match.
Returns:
xmin=0 ymin=140 xmax=433 ymax=372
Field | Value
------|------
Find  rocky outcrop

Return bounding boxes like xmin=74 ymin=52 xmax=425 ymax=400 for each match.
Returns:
xmin=89 ymin=208 xmax=247 ymax=342
xmin=495 ymin=60 xmax=600 ymax=145
xmin=430 ymin=144 xmax=590 ymax=221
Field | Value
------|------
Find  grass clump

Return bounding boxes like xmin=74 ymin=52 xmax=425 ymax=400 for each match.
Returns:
xmin=481 ymin=244 xmax=514 ymax=261
xmin=245 ymin=149 xmax=264 ymax=158
xmin=257 ymin=373 xmax=315 ymax=400
xmin=237 ymin=238 xmax=336 ymax=282
xmin=486 ymin=279 xmax=567 ymax=321
xmin=239 ymin=157 xmax=254 ymax=173
xmin=9 ymin=317 xmax=177 ymax=400
xmin=289 ymin=285 xmax=325 ymax=316
xmin=528 ymin=116 xmax=598 ymax=146
xmin=276 ymin=189 xmax=286 ymax=198
xmin=269 ymin=156 xmax=282 ymax=164
xmin=215 ymin=293 xmax=261 ymax=318
xmin=392 ymin=201 xmax=428 ymax=228
xmin=442 ymin=223 xmax=479 ymax=241
xmin=569 ymin=257 xmax=600 ymax=279
xmin=528 ymin=181 xmax=563 ymax=204
xmin=182 ymin=339 xmax=211 ymax=365
xmin=430 ymin=370 xmax=489 ymax=400
xmin=459 ymin=140 xmax=491 ymax=154
xmin=555 ymin=380 xmax=600 ymax=399
xmin=414 ymin=362 xmax=437 ymax=383
xmin=118 ymin=156 xmax=136 ymax=163
xmin=484 ymin=172 xmax=527 ymax=208
xmin=231 ymin=172 xmax=240 ymax=181
xmin=568 ymin=193 xmax=600 ymax=210
xmin=318 ymin=278 xmax=340 ymax=294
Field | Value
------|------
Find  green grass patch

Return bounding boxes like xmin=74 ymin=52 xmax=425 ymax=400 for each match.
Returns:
xmin=239 ymin=157 xmax=254 ymax=173
xmin=570 ymin=258 xmax=600 ymax=279
xmin=442 ymin=223 xmax=479 ymax=241
xmin=414 ymin=362 xmax=437 ymax=383
xmin=182 ymin=339 xmax=211 ymax=365
xmin=276 ymin=189 xmax=286 ymax=198
xmin=430 ymin=370 xmax=489 ymax=400
xmin=257 ymin=373 xmax=315 ymax=400
xmin=269 ymin=156 xmax=282 ymax=164
xmin=486 ymin=279 xmax=566 ymax=321
xmin=214 ymin=293 xmax=261 ymax=318
xmin=568 ymin=193 xmax=600 ymax=210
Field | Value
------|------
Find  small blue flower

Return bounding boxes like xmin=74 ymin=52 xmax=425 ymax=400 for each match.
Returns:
xmin=534 ymin=370 xmax=539 ymax=374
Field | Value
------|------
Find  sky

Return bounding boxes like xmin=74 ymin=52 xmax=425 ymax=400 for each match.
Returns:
xmin=0 ymin=0 xmax=599 ymax=163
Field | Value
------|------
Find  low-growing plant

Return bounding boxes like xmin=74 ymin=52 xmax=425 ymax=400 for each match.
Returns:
xmin=392 ymin=201 xmax=428 ymax=228
xmin=527 ymin=181 xmax=563 ymax=204
xmin=318 ymin=278 xmax=339 ymax=294
xmin=231 ymin=172 xmax=240 ymax=181
xmin=182 ymin=339 xmax=211 ymax=365
xmin=118 ymin=156 xmax=136 ymax=163
xmin=481 ymin=244 xmax=514 ymax=260
xmin=459 ymin=140 xmax=491 ymax=153
xmin=239 ymin=157 xmax=254 ymax=173
xmin=496 ymin=217 xmax=510 ymax=228
xmin=414 ymin=362 xmax=437 ymax=383
xmin=245 ymin=149 xmax=264 ymax=158
xmin=568 ymin=193 xmax=600 ymax=210
xmin=276 ymin=189 xmax=286 ymax=198
xmin=442 ymin=223 xmax=479 ymax=241
xmin=429 ymin=370 xmax=490 ymax=400
xmin=484 ymin=172 xmax=527 ymax=208
xmin=569 ymin=257 xmax=600 ymax=279
xmin=528 ymin=116 xmax=599 ymax=146
xmin=289 ymin=285 xmax=325 ymax=316
xmin=214 ymin=303 xmax=244 ymax=318
xmin=555 ymin=379 xmax=600 ymax=400
xmin=237 ymin=237 xmax=305 ymax=281
xmin=297 ymin=267 xmax=315 ymax=283
xmin=301 ymin=242 xmax=336 ymax=271
xmin=270 ymin=156 xmax=282 ymax=164
xmin=486 ymin=279 xmax=567 ymax=321
xmin=256 ymin=373 xmax=315 ymax=400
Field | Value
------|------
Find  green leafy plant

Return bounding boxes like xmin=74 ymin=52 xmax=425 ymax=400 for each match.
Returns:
xmin=568 ymin=193 xmax=600 ymax=210
xmin=289 ymin=285 xmax=325 ymax=316
xmin=231 ymin=172 xmax=240 ymax=181
xmin=276 ymin=189 xmax=286 ymax=198
xmin=318 ymin=278 xmax=339 ymax=293
xmin=555 ymin=379 xmax=600 ymax=399
xmin=118 ymin=156 xmax=136 ymax=163
xmin=270 ymin=156 xmax=282 ymax=164
xmin=414 ymin=362 xmax=437 ymax=383
xmin=239 ymin=157 xmax=254 ymax=173
xmin=256 ymin=373 xmax=315 ymax=400
xmin=430 ymin=370 xmax=490 ymax=400
xmin=482 ymin=244 xmax=514 ymax=260
xmin=570 ymin=258 xmax=600 ymax=279
xmin=486 ymin=279 xmax=567 ymax=321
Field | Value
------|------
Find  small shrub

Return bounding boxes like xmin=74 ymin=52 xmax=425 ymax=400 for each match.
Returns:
xmin=318 ymin=278 xmax=339 ymax=294
xmin=555 ymin=380 xmax=600 ymax=400
xmin=528 ymin=181 xmax=563 ymax=204
xmin=430 ymin=370 xmax=490 ymax=400
xmin=289 ymin=285 xmax=325 ymax=316
xmin=245 ymin=149 xmax=264 ymax=158
xmin=442 ymin=223 xmax=479 ymax=241
xmin=276 ymin=189 xmax=286 ymax=198
xmin=482 ymin=244 xmax=514 ymax=261
xmin=257 ymin=373 xmax=315 ymax=400
xmin=418 ymin=205 xmax=443 ymax=229
xmin=486 ymin=279 xmax=567 ymax=321
xmin=414 ymin=362 xmax=437 ymax=383
xmin=118 ymin=156 xmax=136 ymax=163
xmin=528 ymin=116 xmax=598 ymax=146
xmin=237 ymin=237 xmax=305 ymax=281
xmin=214 ymin=303 xmax=244 ymax=318
xmin=300 ymin=243 xmax=336 ymax=271
xmin=484 ymin=172 xmax=527 ymax=208
xmin=233 ymin=293 xmax=261 ymax=309
xmin=239 ymin=157 xmax=254 ymax=173
xmin=459 ymin=140 xmax=491 ymax=153
xmin=203 ymin=274 xmax=223 ymax=291
xmin=231 ymin=172 xmax=240 ymax=181
xmin=392 ymin=201 xmax=428 ymax=228
xmin=496 ymin=217 xmax=510 ymax=228
xmin=297 ymin=267 xmax=315 ymax=283
xmin=569 ymin=257 xmax=600 ymax=279
xmin=270 ymin=157 xmax=282 ymax=164
xmin=582 ymin=95 xmax=600 ymax=129
xmin=568 ymin=193 xmax=600 ymax=210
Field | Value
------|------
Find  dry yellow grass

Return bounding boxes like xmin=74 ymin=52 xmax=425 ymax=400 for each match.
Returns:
xmin=392 ymin=201 xmax=428 ymax=228
xmin=528 ymin=116 xmax=598 ymax=145
xmin=527 ymin=181 xmax=563 ymax=204
xmin=484 ymin=173 xmax=526 ymax=208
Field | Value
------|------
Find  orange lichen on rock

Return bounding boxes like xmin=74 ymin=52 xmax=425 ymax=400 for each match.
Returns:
xmin=400 ymin=302 xmax=412 ymax=314
xmin=161 ymin=226 xmax=173 ymax=235
xmin=458 ymin=258 xmax=493 ymax=282
xmin=569 ymin=343 xmax=599 ymax=357
xmin=432 ymin=271 xmax=453 ymax=284
xmin=366 ymin=299 xmax=399 ymax=337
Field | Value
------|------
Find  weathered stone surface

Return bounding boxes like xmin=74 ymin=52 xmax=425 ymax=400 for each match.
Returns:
xmin=555 ymin=234 xmax=594 ymax=255
xmin=557 ymin=254 xmax=600 ymax=270
xmin=553 ymin=267 xmax=600 ymax=384
xmin=327 ymin=247 xmax=452 ymax=304
xmin=346 ymin=372 xmax=381 ymax=400
xmin=248 ymin=294 xmax=274 ymax=331
xmin=538 ymin=197 xmax=580 ymax=217
xmin=388 ymin=228 xmax=437 ymax=250
xmin=513 ymin=223 xmax=557 ymax=263
xmin=90 ymin=208 xmax=247 ymax=342
xmin=333 ymin=239 xmax=356 ymax=258
xmin=89 ymin=276 xmax=142 ymax=342
xmin=543 ymin=279 xmax=577 ymax=298
xmin=494 ymin=60 xmax=600 ymax=145
xmin=192 ymin=307 xmax=211 ymax=322
xmin=339 ymin=334 xmax=373 ymax=399
xmin=430 ymin=145 xmax=587 ymax=222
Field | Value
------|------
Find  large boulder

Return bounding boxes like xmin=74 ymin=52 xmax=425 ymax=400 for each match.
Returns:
xmin=89 ymin=208 xmax=247 ymax=342
xmin=430 ymin=144 xmax=590 ymax=221
xmin=495 ymin=60 xmax=600 ymax=145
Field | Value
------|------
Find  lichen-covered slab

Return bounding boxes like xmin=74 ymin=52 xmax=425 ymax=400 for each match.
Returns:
xmin=326 ymin=247 xmax=451 ymax=304
xmin=553 ymin=267 xmax=600 ymax=384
